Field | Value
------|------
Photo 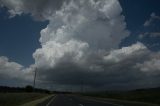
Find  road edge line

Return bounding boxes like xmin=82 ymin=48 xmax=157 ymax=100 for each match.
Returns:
xmin=20 ymin=95 xmax=53 ymax=106
xmin=86 ymin=98 xmax=123 ymax=106
xmin=46 ymin=95 xmax=57 ymax=106
xmin=78 ymin=96 xmax=123 ymax=106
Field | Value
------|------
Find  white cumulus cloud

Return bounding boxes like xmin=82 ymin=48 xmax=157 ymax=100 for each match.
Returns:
xmin=104 ymin=42 xmax=147 ymax=63
xmin=0 ymin=56 xmax=33 ymax=86
xmin=144 ymin=12 xmax=160 ymax=27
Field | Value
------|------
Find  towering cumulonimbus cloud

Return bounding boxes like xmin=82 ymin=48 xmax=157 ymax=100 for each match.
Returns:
xmin=1 ymin=0 xmax=160 ymax=90
xmin=31 ymin=0 xmax=130 ymax=89
xmin=33 ymin=0 xmax=130 ymax=68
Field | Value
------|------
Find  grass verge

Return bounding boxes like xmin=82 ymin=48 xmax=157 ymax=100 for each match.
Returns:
xmin=82 ymin=90 xmax=160 ymax=105
xmin=0 ymin=93 xmax=49 ymax=106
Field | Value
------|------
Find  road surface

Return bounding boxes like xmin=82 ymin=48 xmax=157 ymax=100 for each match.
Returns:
xmin=38 ymin=94 xmax=156 ymax=106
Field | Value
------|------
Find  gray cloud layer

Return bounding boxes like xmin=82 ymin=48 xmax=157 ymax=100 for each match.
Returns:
xmin=0 ymin=0 xmax=160 ymax=91
xmin=0 ymin=0 xmax=66 ymax=20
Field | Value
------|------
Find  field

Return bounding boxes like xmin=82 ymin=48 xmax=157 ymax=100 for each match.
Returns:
xmin=83 ymin=89 xmax=160 ymax=105
xmin=0 ymin=93 xmax=49 ymax=106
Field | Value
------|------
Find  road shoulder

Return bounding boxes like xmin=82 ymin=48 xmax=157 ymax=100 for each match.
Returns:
xmin=20 ymin=94 xmax=54 ymax=106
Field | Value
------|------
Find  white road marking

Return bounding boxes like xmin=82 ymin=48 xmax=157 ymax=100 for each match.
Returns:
xmin=83 ymin=98 xmax=124 ymax=106
xmin=46 ymin=95 xmax=57 ymax=106
xmin=98 ymin=101 xmax=124 ymax=106
xmin=79 ymin=104 xmax=84 ymax=106
xmin=70 ymin=98 xmax=73 ymax=101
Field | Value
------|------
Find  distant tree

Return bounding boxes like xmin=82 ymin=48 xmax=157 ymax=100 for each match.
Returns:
xmin=25 ymin=85 xmax=33 ymax=92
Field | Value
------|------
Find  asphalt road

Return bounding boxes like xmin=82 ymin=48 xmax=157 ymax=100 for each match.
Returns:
xmin=38 ymin=94 xmax=124 ymax=106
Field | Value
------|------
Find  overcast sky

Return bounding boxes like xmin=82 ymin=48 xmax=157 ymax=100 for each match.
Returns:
xmin=0 ymin=0 xmax=160 ymax=91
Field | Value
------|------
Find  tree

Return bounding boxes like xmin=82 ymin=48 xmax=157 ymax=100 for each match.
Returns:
xmin=25 ymin=85 xmax=33 ymax=92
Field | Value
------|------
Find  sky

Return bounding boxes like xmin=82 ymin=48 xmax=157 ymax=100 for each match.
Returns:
xmin=0 ymin=0 xmax=160 ymax=91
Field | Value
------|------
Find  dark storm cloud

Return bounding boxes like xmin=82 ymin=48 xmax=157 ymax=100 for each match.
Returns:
xmin=35 ymin=43 xmax=160 ymax=90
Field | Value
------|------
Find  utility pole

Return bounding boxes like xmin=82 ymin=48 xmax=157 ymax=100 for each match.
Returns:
xmin=81 ymin=79 xmax=84 ymax=93
xmin=33 ymin=68 xmax=37 ymax=91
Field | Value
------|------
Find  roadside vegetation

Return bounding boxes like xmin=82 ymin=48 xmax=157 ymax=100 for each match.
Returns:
xmin=83 ymin=87 xmax=160 ymax=105
xmin=0 ymin=85 xmax=51 ymax=106
xmin=0 ymin=93 xmax=49 ymax=106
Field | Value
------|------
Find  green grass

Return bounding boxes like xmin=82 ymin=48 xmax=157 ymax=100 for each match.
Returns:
xmin=0 ymin=93 xmax=49 ymax=106
xmin=83 ymin=90 xmax=160 ymax=105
